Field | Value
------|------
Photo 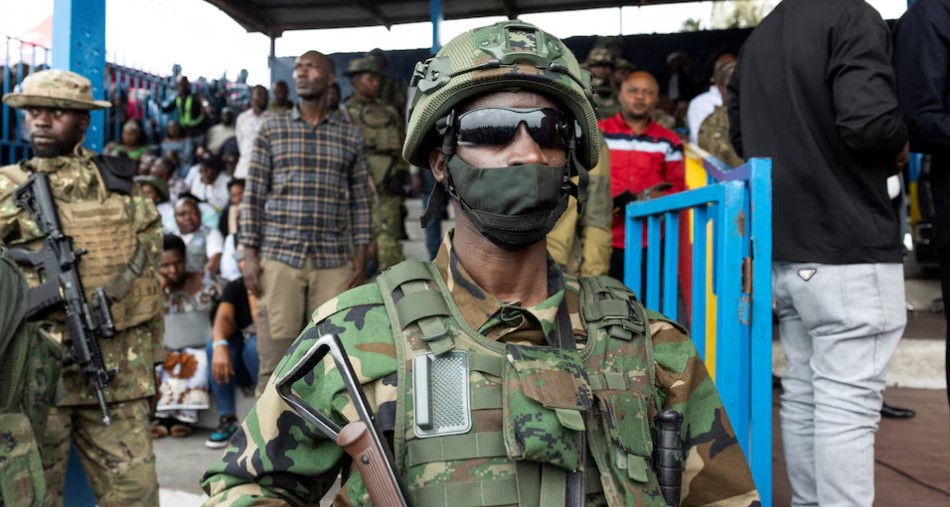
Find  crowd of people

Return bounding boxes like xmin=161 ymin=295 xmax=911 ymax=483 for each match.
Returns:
xmin=1 ymin=1 xmax=948 ymax=506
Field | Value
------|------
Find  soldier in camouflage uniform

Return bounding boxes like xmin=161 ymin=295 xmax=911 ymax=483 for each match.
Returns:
xmin=586 ymin=47 xmax=619 ymax=120
xmin=367 ymin=48 xmax=409 ymax=118
xmin=344 ymin=57 xmax=407 ymax=270
xmin=0 ymin=246 xmax=61 ymax=507
xmin=697 ymin=61 xmax=744 ymax=168
xmin=0 ymin=70 xmax=164 ymax=507
xmin=202 ymin=21 xmax=759 ymax=507
xmin=547 ymin=138 xmax=613 ymax=277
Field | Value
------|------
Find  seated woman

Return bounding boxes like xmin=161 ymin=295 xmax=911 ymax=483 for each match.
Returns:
xmin=154 ymin=234 xmax=217 ymax=438
xmin=104 ymin=119 xmax=155 ymax=169
xmin=205 ymin=243 xmax=259 ymax=448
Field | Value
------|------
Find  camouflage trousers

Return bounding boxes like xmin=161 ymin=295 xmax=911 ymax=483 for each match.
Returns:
xmin=375 ymin=191 xmax=405 ymax=270
xmin=40 ymin=398 xmax=158 ymax=507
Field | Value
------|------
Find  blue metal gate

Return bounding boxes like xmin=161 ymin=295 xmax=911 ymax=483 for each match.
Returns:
xmin=625 ymin=153 xmax=773 ymax=505
xmin=1 ymin=36 xmax=50 ymax=166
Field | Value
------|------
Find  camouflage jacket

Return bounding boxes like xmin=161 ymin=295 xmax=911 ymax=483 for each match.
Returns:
xmin=0 ymin=148 xmax=165 ymax=405
xmin=343 ymin=96 xmax=407 ymax=186
xmin=378 ymin=74 xmax=408 ymax=120
xmin=547 ymin=139 xmax=612 ymax=277
xmin=202 ymin=233 xmax=759 ymax=506
xmin=697 ymin=106 xmax=745 ymax=169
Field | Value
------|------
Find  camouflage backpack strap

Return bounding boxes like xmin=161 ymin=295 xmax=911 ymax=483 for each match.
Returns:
xmin=376 ymin=258 xmax=455 ymax=355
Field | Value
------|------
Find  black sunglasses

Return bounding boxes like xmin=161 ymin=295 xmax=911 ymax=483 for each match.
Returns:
xmin=452 ymin=107 xmax=574 ymax=149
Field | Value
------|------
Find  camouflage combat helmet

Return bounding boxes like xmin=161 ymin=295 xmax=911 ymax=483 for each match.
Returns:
xmin=2 ymin=69 xmax=111 ymax=110
xmin=403 ymin=20 xmax=601 ymax=171
xmin=584 ymin=47 xmax=615 ymax=68
xmin=344 ymin=57 xmax=380 ymax=77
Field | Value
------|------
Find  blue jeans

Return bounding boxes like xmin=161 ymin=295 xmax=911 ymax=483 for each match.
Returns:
xmin=419 ymin=169 xmax=442 ymax=260
xmin=205 ymin=333 xmax=259 ymax=418
xmin=773 ymin=262 xmax=905 ymax=507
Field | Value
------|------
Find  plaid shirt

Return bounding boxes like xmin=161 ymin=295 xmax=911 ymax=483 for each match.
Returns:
xmin=241 ymin=105 xmax=373 ymax=269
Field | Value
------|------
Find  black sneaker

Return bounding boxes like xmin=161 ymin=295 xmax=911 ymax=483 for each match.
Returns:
xmin=206 ymin=416 xmax=238 ymax=449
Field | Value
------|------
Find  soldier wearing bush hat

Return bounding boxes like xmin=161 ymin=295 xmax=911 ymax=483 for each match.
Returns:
xmin=0 ymin=69 xmax=163 ymax=506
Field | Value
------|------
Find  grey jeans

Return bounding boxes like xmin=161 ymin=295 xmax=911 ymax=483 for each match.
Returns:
xmin=773 ymin=262 xmax=905 ymax=507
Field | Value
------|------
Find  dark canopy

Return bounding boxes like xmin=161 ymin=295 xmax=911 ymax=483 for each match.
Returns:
xmin=203 ymin=0 xmax=714 ymax=36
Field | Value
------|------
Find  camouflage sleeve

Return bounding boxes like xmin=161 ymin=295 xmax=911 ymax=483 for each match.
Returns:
xmin=202 ymin=285 xmax=399 ymax=506
xmin=580 ymin=142 xmax=611 ymax=277
xmin=651 ymin=320 xmax=760 ymax=507
xmin=0 ymin=172 xmax=41 ymax=246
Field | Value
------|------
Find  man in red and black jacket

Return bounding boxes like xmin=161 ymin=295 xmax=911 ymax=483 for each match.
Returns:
xmin=599 ymin=70 xmax=685 ymax=282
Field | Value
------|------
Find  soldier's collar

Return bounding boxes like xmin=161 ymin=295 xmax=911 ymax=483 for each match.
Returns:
xmin=25 ymin=145 xmax=90 ymax=173
xmin=434 ymin=230 xmax=567 ymax=334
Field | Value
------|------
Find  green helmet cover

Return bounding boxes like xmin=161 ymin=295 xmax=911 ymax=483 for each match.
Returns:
xmin=403 ymin=20 xmax=601 ymax=170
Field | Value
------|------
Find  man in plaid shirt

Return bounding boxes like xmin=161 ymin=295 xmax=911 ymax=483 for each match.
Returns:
xmin=241 ymin=50 xmax=374 ymax=395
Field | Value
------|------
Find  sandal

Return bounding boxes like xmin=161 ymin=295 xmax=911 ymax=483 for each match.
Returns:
xmin=170 ymin=422 xmax=194 ymax=438
xmin=151 ymin=419 xmax=171 ymax=439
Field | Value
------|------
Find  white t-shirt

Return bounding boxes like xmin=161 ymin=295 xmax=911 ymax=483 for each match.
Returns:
xmin=235 ymin=108 xmax=275 ymax=179
xmin=179 ymin=226 xmax=224 ymax=273
xmin=219 ymin=234 xmax=242 ymax=282
xmin=191 ymin=172 xmax=231 ymax=211
xmin=687 ymin=85 xmax=722 ymax=145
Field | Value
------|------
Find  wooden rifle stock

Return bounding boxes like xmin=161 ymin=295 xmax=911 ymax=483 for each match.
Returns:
xmin=337 ymin=421 xmax=406 ymax=506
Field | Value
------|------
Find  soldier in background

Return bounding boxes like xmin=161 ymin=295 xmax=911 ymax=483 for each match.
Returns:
xmin=0 ymin=246 xmax=62 ymax=507
xmin=367 ymin=48 xmax=408 ymax=119
xmin=585 ymin=47 xmax=619 ymax=120
xmin=547 ymin=138 xmax=613 ymax=276
xmin=0 ymin=69 xmax=164 ymax=506
xmin=698 ymin=60 xmax=744 ymax=167
xmin=202 ymin=21 xmax=758 ymax=507
xmin=344 ymin=57 xmax=407 ymax=270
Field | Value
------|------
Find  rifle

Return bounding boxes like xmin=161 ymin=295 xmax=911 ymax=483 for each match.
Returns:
xmin=10 ymin=172 xmax=117 ymax=425
xmin=654 ymin=410 xmax=685 ymax=507
xmin=277 ymin=331 xmax=410 ymax=507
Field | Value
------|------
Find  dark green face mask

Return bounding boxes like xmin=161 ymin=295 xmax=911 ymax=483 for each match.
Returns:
xmin=440 ymin=155 xmax=570 ymax=250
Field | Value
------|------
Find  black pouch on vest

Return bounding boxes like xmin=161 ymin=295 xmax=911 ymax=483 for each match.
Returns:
xmin=92 ymin=155 xmax=136 ymax=195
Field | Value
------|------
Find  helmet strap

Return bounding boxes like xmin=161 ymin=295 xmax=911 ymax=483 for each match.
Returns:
xmin=566 ymin=138 xmax=588 ymax=215
xmin=421 ymin=112 xmax=458 ymax=228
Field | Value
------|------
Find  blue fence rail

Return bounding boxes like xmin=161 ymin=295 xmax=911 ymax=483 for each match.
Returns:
xmin=1 ymin=36 xmax=50 ymax=166
xmin=625 ymin=154 xmax=773 ymax=505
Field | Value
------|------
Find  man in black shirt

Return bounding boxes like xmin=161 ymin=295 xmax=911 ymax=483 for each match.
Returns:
xmin=729 ymin=1 xmax=909 ymax=505
xmin=894 ymin=0 xmax=950 ymax=412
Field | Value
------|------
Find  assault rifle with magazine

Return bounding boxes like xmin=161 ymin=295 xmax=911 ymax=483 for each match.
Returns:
xmin=10 ymin=172 xmax=117 ymax=425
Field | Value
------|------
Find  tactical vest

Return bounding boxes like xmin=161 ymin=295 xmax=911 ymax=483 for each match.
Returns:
xmin=0 ymin=164 xmax=163 ymax=331
xmin=359 ymin=259 xmax=669 ymax=506
xmin=347 ymin=99 xmax=403 ymax=185
xmin=176 ymin=94 xmax=204 ymax=129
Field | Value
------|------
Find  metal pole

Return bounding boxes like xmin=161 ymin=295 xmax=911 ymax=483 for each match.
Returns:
xmin=269 ymin=35 xmax=277 ymax=87
xmin=52 ymin=0 xmax=106 ymax=152
xmin=430 ymin=0 xmax=443 ymax=54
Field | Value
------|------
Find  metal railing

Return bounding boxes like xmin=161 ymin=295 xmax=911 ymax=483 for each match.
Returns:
xmin=624 ymin=147 xmax=773 ymax=505
xmin=1 ymin=36 xmax=50 ymax=165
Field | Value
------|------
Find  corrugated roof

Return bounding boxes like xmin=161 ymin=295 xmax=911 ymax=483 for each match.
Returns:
xmin=203 ymin=0 xmax=706 ymax=36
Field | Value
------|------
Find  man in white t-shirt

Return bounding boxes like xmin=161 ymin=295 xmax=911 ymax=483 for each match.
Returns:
xmin=234 ymin=85 xmax=274 ymax=179
xmin=174 ymin=195 xmax=224 ymax=276
xmin=686 ymin=52 xmax=735 ymax=144
xmin=190 ymin=154 xmax=231 ymax=211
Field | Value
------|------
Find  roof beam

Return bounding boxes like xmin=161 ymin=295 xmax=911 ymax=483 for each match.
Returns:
xmin=204 ymin=0 xmax=274 ymax=35
xmin=353 ymin=0 xmax=393 ymax=29
xmin=501 ymin=0 xmax=519 ymax=19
